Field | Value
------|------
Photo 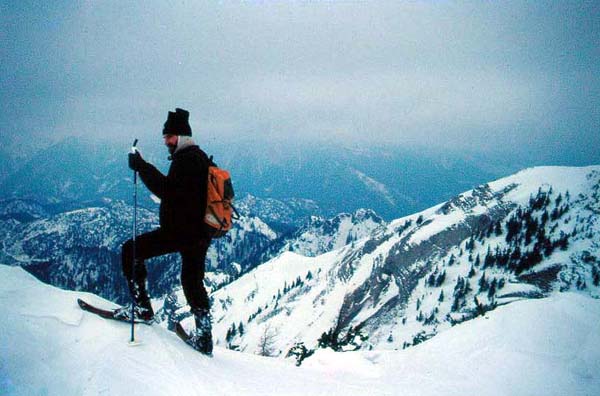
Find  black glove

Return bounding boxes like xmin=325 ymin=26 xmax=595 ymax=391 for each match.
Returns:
xmin=128 ymin=151 xmax=144 ymax=172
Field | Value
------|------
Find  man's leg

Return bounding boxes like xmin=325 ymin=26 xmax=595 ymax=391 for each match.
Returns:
xmin=180 ymin=237 xmax=213 ymax=354
xmin=121 ymin=229 xmax=180 ymax=310
xmin=180 ymin=237 xmax=211 ymax=311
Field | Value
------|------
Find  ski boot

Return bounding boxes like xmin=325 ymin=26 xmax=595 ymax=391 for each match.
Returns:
xmin=117 ymin=274 xmax=155 ymax=322
xmin=186 ymin=308 xmax=213 ymax=356
xmin=113 ymin=300 xmax=155 ymax=323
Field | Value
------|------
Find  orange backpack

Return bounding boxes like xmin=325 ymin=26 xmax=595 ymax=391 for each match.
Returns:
xmin=204 ymin=157 xmax=238 ymax=237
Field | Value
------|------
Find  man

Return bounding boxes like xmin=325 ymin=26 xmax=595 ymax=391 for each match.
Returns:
xmin=118 ymin=108 xmax=213 ymax=356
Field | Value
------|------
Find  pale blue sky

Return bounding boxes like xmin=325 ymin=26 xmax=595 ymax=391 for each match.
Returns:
xmin=1 ymin=1 xmax=599 ymax=164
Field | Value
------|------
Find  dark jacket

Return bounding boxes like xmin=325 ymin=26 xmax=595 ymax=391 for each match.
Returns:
xmin=137 ymin=145 xmax=210 ymax=238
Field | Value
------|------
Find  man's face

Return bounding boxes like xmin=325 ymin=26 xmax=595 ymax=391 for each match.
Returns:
xmin=164 ymin=134 xmax=178 ymax=154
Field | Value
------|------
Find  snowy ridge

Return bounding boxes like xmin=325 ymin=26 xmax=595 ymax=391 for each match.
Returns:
xmin=207 ymin=166 xmax=600 ymax=357
xmin=1 ymin=264 xmax=599 ymax=396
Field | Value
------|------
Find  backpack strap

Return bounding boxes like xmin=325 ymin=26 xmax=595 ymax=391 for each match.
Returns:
xmin=208 ymin=155 xmax=217 ymax=167
xmin=208 ymin=205 xmax=228 ymax=230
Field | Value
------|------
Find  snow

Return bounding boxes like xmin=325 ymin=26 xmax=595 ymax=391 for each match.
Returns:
xmin=378 ymin=164 xmax=600 ymax=350
xmin=409 ymin=208 xmax=466 ymax=246
xmin=211 ymin=251 xmax=342 ymax=351
xmin=283 ymin=210 xmax=384 ymax=257
xmin=352 ymin=275 xmax=399 ymax=325
xmin=237 ymin=216 xmax=277 ymax=240
xmin=2 ymin=264 xmax=599 ymax=396
xmin=2 ymin=165 xmax=600 ymax=395
xmin=401 ymin=165 xmax=600 ymax=246
xmin=488 ymin=166 xmax=598 ymax=203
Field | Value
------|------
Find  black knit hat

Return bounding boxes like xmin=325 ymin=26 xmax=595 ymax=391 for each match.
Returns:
xmin=163 ymin=108 xmax=192 ymax=136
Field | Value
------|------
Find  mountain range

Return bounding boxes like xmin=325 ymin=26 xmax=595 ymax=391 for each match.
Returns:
xmin=184 ymin=166 xmax=600 ymax=359
xmin=1 ymin=152 xmax=598 ymax=369
xmin=0 ymin=137 xmax=511 ymax=221
xmin=0 ymin=196 xmax=382 ymax=304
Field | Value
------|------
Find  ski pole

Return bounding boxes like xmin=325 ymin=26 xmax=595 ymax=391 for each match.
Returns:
xmin=130 ymin=138 xmax=139 ymax=343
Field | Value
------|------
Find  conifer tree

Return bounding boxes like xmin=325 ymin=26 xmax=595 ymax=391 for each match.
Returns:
xmin=494 ymin=221 xmax=503 ymax=236
xmin=505 ymin=215 xmax=522 ymax=243
xmin=551 ymin=207 xmax=560 ymax=221
xmin=436 ymin=270 xmax=446 ymax=287
xmin=484 ymin=246 xmax=494 ymax=268
xmin=541 ymin=210 xmax=549 ymax=226
xmin=478 ymin=273 xmax=488 ymax=292
xmin=451 ymin=296 xmax=460 ymax=312
xmin=593 ymin=268 xmax=600 ymax=287
xmin=448 ymin=254 xmax=456 ymax=266
xmin=501 ymin=278 xmax=507 ymax=290
xmin=488 ymin=278 xmax=497 ymax=298
xmin=427 ymin=273 xmax=436 ymax=287
xmin=474 ymin=297 xmax=486 ymax=317
xmin=510 ymin=246 xmax=522 ymax=268
xmin=466 ymin=236 xmax=476 ymax=252
xmin=486 ymin=223 xmax=494 ymax=238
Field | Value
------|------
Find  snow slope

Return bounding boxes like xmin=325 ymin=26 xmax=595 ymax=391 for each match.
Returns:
xmin=208 ymin=165 xmax=600 ymax=355
xmin=1 ymin=264 xmax=599 ymax=396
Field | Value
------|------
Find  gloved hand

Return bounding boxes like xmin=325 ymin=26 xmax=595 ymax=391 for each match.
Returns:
xmin=128 ymin=151 xmax=145 ymax=171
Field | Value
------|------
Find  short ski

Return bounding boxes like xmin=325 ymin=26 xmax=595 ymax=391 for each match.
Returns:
xmin=175 ymin=322 xmax=191 ymax=343
xmin=77 ymin=298 xmax=153 ymax=325
xmin=175 ymin=322 xmax=213 ymax=357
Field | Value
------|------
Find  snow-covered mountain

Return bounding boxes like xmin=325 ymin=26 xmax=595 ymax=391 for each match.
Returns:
xmin=0 ymin=199 xmax=278 ymax=303
xmin=0 ymin=198 xmax=50 ymax=222
xmin=229 ymin=208 xmax=386 ymax=274
xmin=205 ymin=166 xmax=600 ymax=358
xmin=2 ymin=264 xmax=599 ymax=396
xmin=235 ymin=193 xmax=326 ymax=229
xmin=277 ymin=209 xmax=385 ymax=257
xmin=205 ymin=213 xmax=278 ymax=282
xmin=0 ymin=200 xmax=156 ymax=303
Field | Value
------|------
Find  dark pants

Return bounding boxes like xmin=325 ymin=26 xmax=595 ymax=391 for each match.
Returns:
xmin=121 ymin=229 xmax=212 ymax=311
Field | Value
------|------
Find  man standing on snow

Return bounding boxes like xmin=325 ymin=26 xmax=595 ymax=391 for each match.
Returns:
xmin=117 ymin=108 xmax=213 ymax=356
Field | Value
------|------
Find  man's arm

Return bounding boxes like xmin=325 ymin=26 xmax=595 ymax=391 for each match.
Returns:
xmin=137 ymin=161 xmax=168 ymax=199
xmin=129 ymin=151 xmax=168 ymax=199
xmin=130 ymin=151 xmax=202 ymax=201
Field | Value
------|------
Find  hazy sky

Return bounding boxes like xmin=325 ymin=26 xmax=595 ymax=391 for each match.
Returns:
xmin=2 ymin=1 xmax=599 ymax=164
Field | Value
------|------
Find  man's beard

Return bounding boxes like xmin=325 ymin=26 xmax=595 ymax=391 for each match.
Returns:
xmin=167 ymin=143 xmax=177 ymax=155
